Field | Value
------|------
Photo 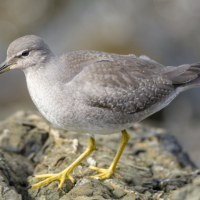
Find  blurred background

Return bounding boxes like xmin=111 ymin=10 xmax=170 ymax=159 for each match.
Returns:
xmin=0 ymin=0 xmax=200 ymax=166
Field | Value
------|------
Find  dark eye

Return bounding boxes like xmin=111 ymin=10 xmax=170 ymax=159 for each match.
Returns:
xmin=22 ymin=50 xmax=29 ymax=57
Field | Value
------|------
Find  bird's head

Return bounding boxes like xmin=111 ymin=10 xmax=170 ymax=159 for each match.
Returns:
xmin=0 ymin=35 xmax=52 ymax=74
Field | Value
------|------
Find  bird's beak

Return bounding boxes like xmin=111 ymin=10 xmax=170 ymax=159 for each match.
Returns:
xmin=0 ymin=61 xmax=15 ymax=74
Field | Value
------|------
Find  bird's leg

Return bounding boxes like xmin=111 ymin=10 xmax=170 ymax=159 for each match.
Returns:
xmin=29 ymin=137 xmax=96 ymax=190
xmin=89 ymin=129 xmax=130 ymax=180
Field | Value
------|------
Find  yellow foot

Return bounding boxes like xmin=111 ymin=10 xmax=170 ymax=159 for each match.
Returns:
xmin=88 ymin=165 xmax=119 ymax=180
xmin=27 ymin=136 xmax=97 ymax=190
xmin=28 ymin=171 xmax=74 ymax=190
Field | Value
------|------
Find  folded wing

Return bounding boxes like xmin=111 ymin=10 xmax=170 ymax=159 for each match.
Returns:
xmin=70 ymin=52 xmax=200 ymax=114
xmin=72 ymin=56 xmax=173 ymax=114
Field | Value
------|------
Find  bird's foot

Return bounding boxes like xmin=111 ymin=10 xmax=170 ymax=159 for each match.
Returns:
xmin=27 ymin=137 xmax=96 ymax=190
xmin=88 ymin=165 xmax=119 ymax=180
xmin=28 ymin=170 xmax=74 ymax=190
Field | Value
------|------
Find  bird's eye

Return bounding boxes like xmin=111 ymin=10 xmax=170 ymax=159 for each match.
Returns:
xmin=22 ymin=50 xmax=30 ymax=57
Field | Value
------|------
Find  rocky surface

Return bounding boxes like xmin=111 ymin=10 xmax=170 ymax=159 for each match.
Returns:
xmin=0 ymin=111 xmax=199 ymax=199
xmin=171 ymin=176 xmax=200 ymax=200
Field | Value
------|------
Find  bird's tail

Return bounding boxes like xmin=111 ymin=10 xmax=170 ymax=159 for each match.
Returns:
xmin=162 ymin=62 xmax=200 ymax=91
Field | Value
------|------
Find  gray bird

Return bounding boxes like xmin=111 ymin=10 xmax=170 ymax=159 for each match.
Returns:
xmin=0 ymin=35 xmax=200 ymax=190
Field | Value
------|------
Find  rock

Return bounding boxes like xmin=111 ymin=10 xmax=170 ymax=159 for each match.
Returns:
xmin=171 ymin=176 xmax=200 ymax=200
xmin=112 ymin=188 xmax=126 ymax=198
xmin=121 ymin=193 xmax=138 ymax=200
xmin=0 ymin=149 xmax=34 ymax=199
xmin=66 ymin=178 xmax=112 ymax=199
xmin=134 ymin=185 xmax=147 ymax=193
xmin=0 ymin=111 xmax=49 ymax=162
xmin=0 ymin=111 xmax=199 ymax=199
xmin=159 ymin=133 xmax=197 ymax=169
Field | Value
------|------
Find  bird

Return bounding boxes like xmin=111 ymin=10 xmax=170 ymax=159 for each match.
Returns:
xmin=0 ymin=35 xmax=200 ymax=190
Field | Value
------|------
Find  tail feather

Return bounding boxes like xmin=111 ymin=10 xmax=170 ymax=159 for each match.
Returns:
xmin=170 ymin=70 xmax=198 ymax=84
xmin=187 ymin=67 xmax=200 ymax=74
xmin=190 ymin=62 xmax=200 ymax=68
xmin=186 ymin=76 xmax=200 ymax=87
xmin=163 ymin=64 xmax=190 ymax=78
xmin=165 ymin=62 xmax=200 ymax=90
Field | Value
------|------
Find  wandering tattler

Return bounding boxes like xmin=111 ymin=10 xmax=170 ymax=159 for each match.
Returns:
xmin=0 ymin=35 xmax=200 ymax=190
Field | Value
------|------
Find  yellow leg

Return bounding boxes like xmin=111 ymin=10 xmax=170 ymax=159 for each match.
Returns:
xmin=89 ymin=129 xmax=130 ymax=180
xmin=28 ymin=137 xmax=96 ymax=190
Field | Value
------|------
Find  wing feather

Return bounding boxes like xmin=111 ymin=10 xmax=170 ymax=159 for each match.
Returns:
xmin=72 ymin=57 xmax=174 ymax=114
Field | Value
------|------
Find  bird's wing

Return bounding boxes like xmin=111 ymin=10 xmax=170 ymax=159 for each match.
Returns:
xmin=71 ymin=55 xmax=175 ymax=114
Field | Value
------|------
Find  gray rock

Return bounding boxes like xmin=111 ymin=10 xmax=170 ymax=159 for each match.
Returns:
xmin=134 ymin=185 xmax=146 ymax=193
xmin=0 ymin=111 xmax=199 ymax=199
xmin=121 ymin=193 xmax=138 ymax=200
xmin=0 ymin=111 xmax=49 ymax=162
xmin=112 ymin=188 xmax=126 ymax=198
xmin=67 ymin=178 xmax=112 ymax=199
xmin=171 ymin=176 xmax=200 ymax=200
xmin=0 ymin=149 xmax=34 ymax=199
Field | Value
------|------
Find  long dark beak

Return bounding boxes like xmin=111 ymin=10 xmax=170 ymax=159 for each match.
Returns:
xmin=0 ymin=61 xmax=15 ymax=74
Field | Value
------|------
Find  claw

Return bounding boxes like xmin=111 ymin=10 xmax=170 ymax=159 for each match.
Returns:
xmin=68 ymin=174 xmax=74 ymax=183
xmin=89 ymin=166 xmax=114 ymax=180
xmin=58 ymin=177 xmax=65 ymax=189
xmin=27 ymin=185 xmax=32 ymax=190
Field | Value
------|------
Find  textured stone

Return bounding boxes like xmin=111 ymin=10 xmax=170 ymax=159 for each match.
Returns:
xmin=171 ymin=176 xmax=200 ymax=200
xmin=112 ymin=188 xmax=126 ymax=199
xmin=0 ymin=149 xmax=34 ymax=199
xmin=121 ymin=193 xmax=137 ymax=200
xmin=0 ymin=111 xmax=199 ymax=199
xmin=67 ymin=178 xmax=112 ymax=199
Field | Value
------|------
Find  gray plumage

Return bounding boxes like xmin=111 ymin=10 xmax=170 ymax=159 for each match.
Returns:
xmin=3 ymin=35 xmax=200 ymax=134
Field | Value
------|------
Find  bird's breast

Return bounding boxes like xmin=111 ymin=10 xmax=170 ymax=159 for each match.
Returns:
xmin=25 ymin=72 xmax=67 ymax=126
